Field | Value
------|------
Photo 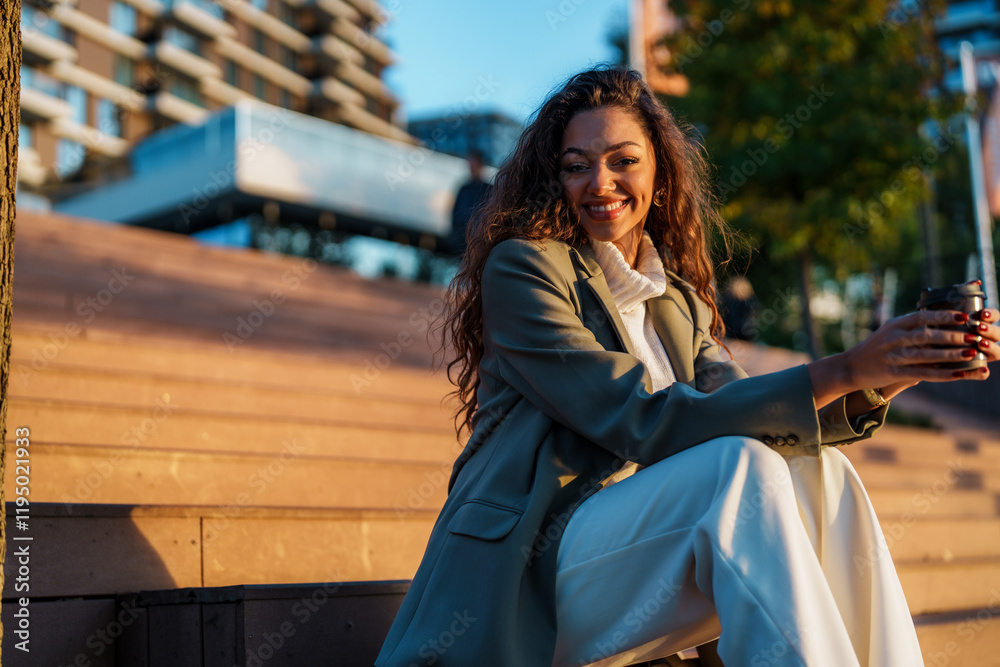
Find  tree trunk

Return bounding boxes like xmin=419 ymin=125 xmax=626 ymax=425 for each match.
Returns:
xmin=1 ymin=0 xmax=22 ymax=660
xmin=797 ymin=248 xmax=823 ymax=360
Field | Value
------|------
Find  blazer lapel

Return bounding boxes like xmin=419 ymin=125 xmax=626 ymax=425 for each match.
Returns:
xmin=646 ymin=287 xmax=695 ymax=385
xmin=570 ymin=244 xmax=638 ymax=358
xmin=570 ymin=243 xmax=695 ymax=386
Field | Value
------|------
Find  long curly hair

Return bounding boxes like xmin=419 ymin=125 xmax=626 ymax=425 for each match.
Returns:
xmin=443 ymin=66 xmax=731 ymax=436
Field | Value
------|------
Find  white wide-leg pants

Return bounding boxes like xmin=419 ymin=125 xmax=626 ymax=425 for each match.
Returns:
xmin=553 ymin=437 xmax=922 ymax=667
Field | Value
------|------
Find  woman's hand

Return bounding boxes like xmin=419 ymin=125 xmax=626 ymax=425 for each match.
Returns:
xmin=972 ymin=306 xmax=1000 ymax=365
xmin=807 ymin=308 xmax=998 ymax=409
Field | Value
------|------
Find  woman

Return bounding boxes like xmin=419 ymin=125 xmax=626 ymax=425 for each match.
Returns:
xmin=375 ymin=67 xmax=998 ymax=667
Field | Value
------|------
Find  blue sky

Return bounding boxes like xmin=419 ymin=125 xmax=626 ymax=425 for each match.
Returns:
xmin=381 ymin=0 xmax=630 ymax=124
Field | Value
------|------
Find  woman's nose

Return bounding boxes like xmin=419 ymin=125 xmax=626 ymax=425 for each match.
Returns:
xmin=587 ymin=163 xmax=614 ymax=195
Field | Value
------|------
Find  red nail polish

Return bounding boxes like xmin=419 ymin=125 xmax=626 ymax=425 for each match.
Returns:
xmin=982 ymin=367 xmax=989 ymax=374
xmin=962 ymin=349 xmax=976 ymax=358
xmin=965 ymin=334 xmax=979 ymax=343
xmin=953 ymin=370 xmax=967 ymax=378
xmin=955 ymin=313 xmax=970 ymax=323
xmin=982 ymin=339 xmax=992 ymax=349
xmin=980 ymin=322 xmax=989 ymax=333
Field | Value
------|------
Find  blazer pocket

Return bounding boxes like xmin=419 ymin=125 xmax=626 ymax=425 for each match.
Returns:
xmin=448 ymin=500 xmax=522 ymax=541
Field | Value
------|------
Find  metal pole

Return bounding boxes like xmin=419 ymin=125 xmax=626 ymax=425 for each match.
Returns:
xmin=960 ymin=41 xmax=1000 ymax=307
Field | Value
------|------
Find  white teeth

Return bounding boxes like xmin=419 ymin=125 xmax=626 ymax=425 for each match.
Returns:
xmin=587 ymin=200 xmax=625 ymax=212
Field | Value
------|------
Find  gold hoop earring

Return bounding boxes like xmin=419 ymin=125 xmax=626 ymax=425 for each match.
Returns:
xmin=652 ymin=188 xmax=666 ymax=207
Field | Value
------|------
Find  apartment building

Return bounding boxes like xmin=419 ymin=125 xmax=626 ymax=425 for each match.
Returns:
xmin=936 ymin=0 xmax=1000 ymax=91
xmin=17 ymin=0 xmax=410 ymax=191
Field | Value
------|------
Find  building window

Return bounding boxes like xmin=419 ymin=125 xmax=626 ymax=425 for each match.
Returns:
xmin=280 ymin=90 xmax=291 ymax=109
xmin=20 ymin=5 xmax=36 ymax=30
xmin=165 ymin=26 xmax=202 ymax=55
xmin=225 ymin=60 xmax=240 ymax=87
xmin=65 ymin=85 xmax=88 ymax=125
xmin=250 ymin=0 xmax=268 ymax=10
xmin=187 ymin=0 xmax=224 ymax=18
xmin=20 ymin=65 xmax=33 ymax=90
xmin=109 ymin=2 xmax=137 ymax=35
xmin=253 ymin=74 xmax=265 ymax=99
xmin=56 ymin=140 xmax=85 ymax=178
xmin=278 ymin=2 xmax=296 ymax=27
xmin=19 ymin=124 xmax=32 ymax=149
xmin=278 ymin=44 xmax=296 ymax=70
xmin=114 ymin=55 xmax=134 ymax=87
xmin=97 ymin=99 xmax=121 ymax=138
xmin=21 ymin=65 xmax=63 ymax=97
xmin=171 ymin=77 xmax=204 ymax=107
xmin=252 ymin=29 xmax=267 ymax=56
xmin=21 ymin=5 xmax=63 ymax=40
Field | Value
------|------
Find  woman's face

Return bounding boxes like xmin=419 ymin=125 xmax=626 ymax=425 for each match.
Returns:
xmin=559 ymin=106 xmax=657 ymax=248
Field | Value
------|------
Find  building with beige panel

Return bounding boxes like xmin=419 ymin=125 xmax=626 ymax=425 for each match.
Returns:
xmin=18 ymin=0 xmax=410 ymax=192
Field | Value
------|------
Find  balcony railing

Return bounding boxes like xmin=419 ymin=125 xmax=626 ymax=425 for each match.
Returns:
xmin=21 ymin=28 xmax=78 ymax=66
xmin=48 ymin=4 xmax=147 ymax=59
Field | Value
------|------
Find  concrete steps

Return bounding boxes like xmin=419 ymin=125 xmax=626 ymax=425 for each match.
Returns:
xmin=7 ymin=360 xmax=454 ymax=428
xmin=845 ymin=459 xmax=1000 ymax=492
xmin=899 ymin=558 xmax=1000 ymax=615
xmin=845 ymin=426 xmax=1000 ymax=465
xmin=6 ymin=442 xmax=452 ymax=509
xmin=880 ymin=517 xmax=1000 ymax=562
xmin=5 ymin=397 xmax=457 ymax=462
xmin=2 ymin=503 xmax=437 ymax=598
xmin=9 ymin=325 xmax=451 ymax=401
xmin=6 ymin=211 xmax=1000 ymax=666
xmin=915 ymin=611 xmax=1000 ymax=667
xmin=11 ymin=210 xmax=447 ymax=365
xmin=867 ymin=487 xmax=1000 ymax=518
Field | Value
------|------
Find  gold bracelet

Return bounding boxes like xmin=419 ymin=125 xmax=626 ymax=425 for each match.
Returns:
xmin=860 ymin=388 xmax=888 ymax=409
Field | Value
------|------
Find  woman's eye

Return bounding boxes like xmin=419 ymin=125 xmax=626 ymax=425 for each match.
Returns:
xmin=618 ymin=157 xmax=640 ymax=166
xmin=561 ymin=163 xmax=588 ymax=173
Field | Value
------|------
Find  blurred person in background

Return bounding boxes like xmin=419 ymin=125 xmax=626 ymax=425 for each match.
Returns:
xmin=447 ymin=149 xmax=493 ymax=258
xmin=375 ymin=67 xmax=999 ymax=667
xmin=720 ymin=275 xmax=759 ymax=341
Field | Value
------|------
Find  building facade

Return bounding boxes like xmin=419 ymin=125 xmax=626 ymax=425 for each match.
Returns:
xmin=18 ymin=0 xmax=411 ymax=192
xmin=407 ymin=112 xmax=521 ymax=169
xmin=936 ymin=0 xmax=1000 ymax=92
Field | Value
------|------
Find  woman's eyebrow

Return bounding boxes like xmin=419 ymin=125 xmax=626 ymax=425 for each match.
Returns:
xmin=561 ymin=141 xmax=642 ymax=157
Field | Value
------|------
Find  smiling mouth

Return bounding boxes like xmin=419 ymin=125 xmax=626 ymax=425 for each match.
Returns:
xmin=586 ymin=199 xmax=628 ymax=214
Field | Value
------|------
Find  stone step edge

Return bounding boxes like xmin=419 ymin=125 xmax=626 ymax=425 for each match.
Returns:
xmin=896 ymin=555 xmax=1000 ymax=569
xmin=3 ymin=501 xmax=440 ymax=521
xmin=120 ymin=580 xmax=412 ymax=606
xmin=890 ymin=560 xmax=1000 ymax=576
xmin=17 ymin=439 xmax=999 ymax=482
xmin=0 ymin=580 xmax=414 ymax=605
xmin=8 ymin=358 xmax=452 ymax=407
xmin=1 ymin=440 xmax=457 ymax=468
xmin=913 ymin=605 xmax=1000 ymax=627
xmin=5 ymin=501 xmax=998 ymax=524
xmin=6 ymin=442 xmax=998 ymax=502
xmin=5 ymin=395 xmax=455 ymax=436
xmin=11 ymin=322 xmax=443 ymax=380
xmin=877 ymin=515 xmax=1000 ymax=524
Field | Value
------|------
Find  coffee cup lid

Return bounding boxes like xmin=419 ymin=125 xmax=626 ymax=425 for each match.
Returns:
xmin=917 ymin=281 xmax=986 ymax=309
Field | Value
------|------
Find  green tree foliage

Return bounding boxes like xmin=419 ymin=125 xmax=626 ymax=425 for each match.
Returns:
xmin=660 ymin=0 xmax=960 ymax=353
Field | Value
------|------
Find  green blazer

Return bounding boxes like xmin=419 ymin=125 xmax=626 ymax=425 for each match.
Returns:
xmin=375 ymin=237 xmax=886 ymax=667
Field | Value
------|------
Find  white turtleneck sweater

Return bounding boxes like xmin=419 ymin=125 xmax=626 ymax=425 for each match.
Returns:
xmin=589 ymin=231 xmax=678 ymax=392
xmin=589 ymin=230 xmax=679 ymax=487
